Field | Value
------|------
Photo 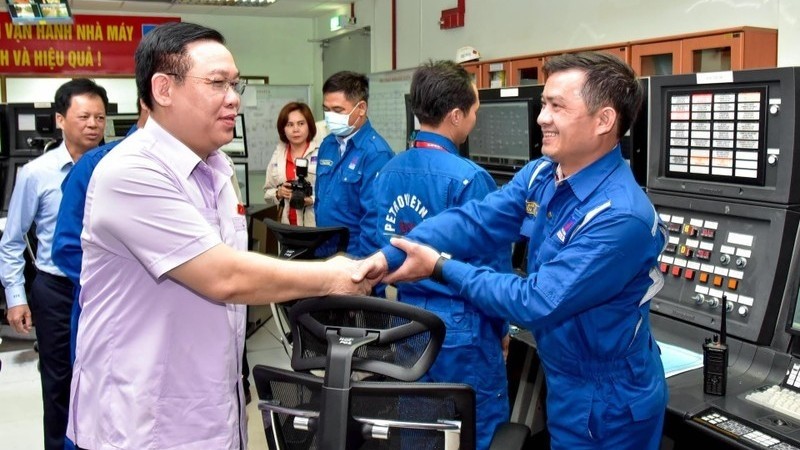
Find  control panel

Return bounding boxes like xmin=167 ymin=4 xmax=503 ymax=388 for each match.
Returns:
xmin=648 ymin=191 xmax=799 ymax=344
xmin=693 ymin=408 xmax=800 ymax=449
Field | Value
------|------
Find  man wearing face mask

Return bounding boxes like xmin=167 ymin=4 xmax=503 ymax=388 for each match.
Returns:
xmin=315 ymin=71 xmax=394 ymax=258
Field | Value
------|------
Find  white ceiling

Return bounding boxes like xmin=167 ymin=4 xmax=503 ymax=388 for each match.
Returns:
xmin=25 ymin=0 xmax=356 ymax=19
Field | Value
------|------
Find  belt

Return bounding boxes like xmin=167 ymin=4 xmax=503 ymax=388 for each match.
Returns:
xmin=36 ymin=270 xmax=73 ymax=286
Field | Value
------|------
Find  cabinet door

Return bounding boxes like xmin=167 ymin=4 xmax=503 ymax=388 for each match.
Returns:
xmin=631 ymin=41 xmax=681 ymax=77
xmin=681 ymin=33 xmax=741 ymax=73
xmin=463 ymin=63 xmax=483 ymax=88
xmin=509 ymin=56 xmax=544 ymax=86
xmin=482 ymin=61 xmax=509 ymax=89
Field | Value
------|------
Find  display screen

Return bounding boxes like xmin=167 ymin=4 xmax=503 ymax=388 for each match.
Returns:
xmin=6 ymin=0 xmax=73 ymax=25
xmin=662 ymin=86 xmax=767 ymax=186
xmin=219 ymin=113 xmax=247 ymax=157
xmin=468 ymin=100 xmax=531 ymax=165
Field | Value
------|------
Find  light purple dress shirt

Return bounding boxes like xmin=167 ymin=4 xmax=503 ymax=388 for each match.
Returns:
xmin=67 ymin=118 xmax=249 ymax=449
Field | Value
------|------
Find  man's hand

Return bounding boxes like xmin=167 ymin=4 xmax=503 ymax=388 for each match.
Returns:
xmin=382 ymin=237 xmax=440 ymax=285
xmin=6 ymin=304 xmax=32 ymax=334
xmin=326 ymin=255 xmax=379 ymax=296
xmin=352 ymin=251 xmax=389 ymax=285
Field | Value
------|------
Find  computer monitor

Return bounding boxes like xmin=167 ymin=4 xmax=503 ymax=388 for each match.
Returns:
xmin=103 ymin=114 xmax=138 ymax=143
xmin=465 ymin=85 xmax=544 ymax=184
xmin=6 ymin=102 xmax=118 ymax=156
xmin=647 ymin=67 xmax=800 ymax=204
xmin=219 ymin=113 xmax=247 ymax=157
xmin=5 ymin=103 xmax=59 ymax=156
xmin=2 ymin=156 xmax=31 ymax=212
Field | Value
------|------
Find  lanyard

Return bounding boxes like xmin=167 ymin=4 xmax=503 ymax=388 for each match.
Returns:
xmin=413 ymin=140 xmax=448 ymax=152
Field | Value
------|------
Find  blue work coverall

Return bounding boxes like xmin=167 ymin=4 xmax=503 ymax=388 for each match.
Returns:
xmin=383 ymin=145 xmax=669 ymax=450
xmin=314 ymin=119 xmax=394 ymax=257
xmin=371 ymin=131 xmax=511 ymax=450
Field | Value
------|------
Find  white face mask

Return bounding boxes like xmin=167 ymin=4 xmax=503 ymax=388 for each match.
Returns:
xmin=324 ymin=101 xmax=363 ymax=137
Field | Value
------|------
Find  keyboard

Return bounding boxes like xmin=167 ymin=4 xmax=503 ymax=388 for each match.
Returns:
xmin=746 ymin=385 xmax=800 ymax=422
xmin=746 ymin=362 xmax=800 ymax=422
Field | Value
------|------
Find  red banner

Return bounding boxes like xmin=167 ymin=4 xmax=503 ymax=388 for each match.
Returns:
xmin=0 ymin=14 xmax=180 ymax=75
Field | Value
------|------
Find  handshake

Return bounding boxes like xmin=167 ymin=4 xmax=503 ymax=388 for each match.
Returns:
xmin=326 ymin=237 xmax=441 ymax=296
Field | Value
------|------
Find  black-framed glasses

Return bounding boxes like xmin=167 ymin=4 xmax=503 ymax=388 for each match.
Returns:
xmin=165 ymin=73 xmax=246 ymax=96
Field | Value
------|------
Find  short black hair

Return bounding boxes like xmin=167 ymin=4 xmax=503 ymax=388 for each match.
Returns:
xmin=54 ymin=78 xmax=109 ymax=117
xmin=410 ymin=59 xmax=476 ymax=127
xmin=135 ymin=22 xmax=225 ymax=110
xmin=322 ymin=71 xmax=369 ymax=103
xmin=543 ymin=52 xmax=643 ymax=139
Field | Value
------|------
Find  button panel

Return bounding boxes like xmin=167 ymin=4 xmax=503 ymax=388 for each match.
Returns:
xmin=694 ymin=408 xmax=800 ymax=450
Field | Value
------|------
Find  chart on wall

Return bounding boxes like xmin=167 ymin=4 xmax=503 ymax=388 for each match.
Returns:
xmin=368 ymin=68 xmax=416 ymax=153
xmin=240 ymin=84 xmax=311 ymax=170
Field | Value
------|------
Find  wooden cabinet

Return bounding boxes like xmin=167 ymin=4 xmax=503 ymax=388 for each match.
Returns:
xmin=631 ymin=27 xmax=777 ymax=77
xmin=483 ymin=60 xmax=509 ymax=88
xmin=464 ymin=27 xmax=777 ymax=87
xmin=463 ymin=62 xmax=483 ymax=88
xmin=509 ymin=56 xmax=544 ymax=86
xmin=632 ymin=40 xmax=682 ymax=76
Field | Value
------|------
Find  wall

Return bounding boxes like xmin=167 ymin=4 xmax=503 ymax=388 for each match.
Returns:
xmin=378 ymin=0 xmax=800 ymax=72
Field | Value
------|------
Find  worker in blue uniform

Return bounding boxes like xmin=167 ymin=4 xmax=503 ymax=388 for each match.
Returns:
xmin=369 ymin=60 xmax=511 ymax=450
xmin=315 ymin=71 xmax=394 ymax=258
xmin=355 ymin=52 xmax=669 ymax=450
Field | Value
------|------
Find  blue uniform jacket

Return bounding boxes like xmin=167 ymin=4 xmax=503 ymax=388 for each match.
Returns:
xmin=384 ymin=146 xmax=669 ymax=449
xmin=314 ymin=119 xmax=394 ymax=257
xmin=52 ymin=127 xmax=137 ymax=360
xmin=372 ymin=131 xmax=511 ymax=450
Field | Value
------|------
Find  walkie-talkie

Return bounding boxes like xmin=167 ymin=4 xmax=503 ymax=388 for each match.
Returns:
xmin=703 ymin=294 xmax=729 ymax=396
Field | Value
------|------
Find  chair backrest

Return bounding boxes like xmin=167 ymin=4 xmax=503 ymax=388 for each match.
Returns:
xmin=262 ymin=218 xmax=350 ymax=357
xmin=254 ymin=295 xmax=479 ymax=450
xmin=263 ymin=218 xmax=349 ymax=260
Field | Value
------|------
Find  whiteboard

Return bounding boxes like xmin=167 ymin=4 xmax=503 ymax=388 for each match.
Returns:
xmin=240 ymin=84 xmax=311 ymax=170
xmin=368 ymin=68 xmax=416 ymax=153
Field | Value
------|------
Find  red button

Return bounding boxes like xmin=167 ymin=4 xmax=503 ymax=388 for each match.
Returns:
xmin=684 ymin=269 xmax=695 ymax=280
xmin=671 ymin=266 xmax=682 ymax=277
xmin=660 ymin=263 xmax=669 ymax=273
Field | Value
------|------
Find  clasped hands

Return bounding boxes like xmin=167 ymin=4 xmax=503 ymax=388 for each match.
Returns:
xmin=329 ymin=237 xmax=440 ymax=296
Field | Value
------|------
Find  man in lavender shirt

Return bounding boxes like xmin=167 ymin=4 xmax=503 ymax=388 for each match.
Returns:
xmin=67 ymin=22 xmax=375 ymax=450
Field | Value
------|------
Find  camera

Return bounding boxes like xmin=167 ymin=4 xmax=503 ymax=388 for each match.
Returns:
xmin=289 ymin=158 xmax=313 ymax=210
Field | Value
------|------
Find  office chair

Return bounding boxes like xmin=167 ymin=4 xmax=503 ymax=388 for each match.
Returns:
xmin=262 ymin=218 xmax=349 ymax=357
xmin=254 ymin=295 xmax=530 ymax=450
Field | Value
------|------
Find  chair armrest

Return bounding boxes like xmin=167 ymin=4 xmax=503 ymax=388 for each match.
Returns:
xmin=488 ymin=422 xmax=530 ymax=450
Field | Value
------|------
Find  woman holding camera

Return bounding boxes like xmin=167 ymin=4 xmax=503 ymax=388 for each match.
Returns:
xmin=264 ymin=102 xmax=322 ymax=226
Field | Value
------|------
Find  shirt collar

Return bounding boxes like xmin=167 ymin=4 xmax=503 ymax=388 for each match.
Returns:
xmin=143 ymin=117 xmax=203 ymax=181
xmin=561 ymin=144 xmax=624 ymax=202
xmin=52 ymin=141 xmax=75 ymax=170
xmin=413 ymin=131 xmax=459 ymax=154
xmin=340 ymin=118 xmax=374 ymax=148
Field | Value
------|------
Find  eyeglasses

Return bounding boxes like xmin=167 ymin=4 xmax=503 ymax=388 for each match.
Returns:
xmin=165 ymin=73 xmax=246 ymax=96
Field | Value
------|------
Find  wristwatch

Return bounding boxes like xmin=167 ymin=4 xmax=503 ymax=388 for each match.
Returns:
xmin=431 ymin=252 xmax=451 ymax=284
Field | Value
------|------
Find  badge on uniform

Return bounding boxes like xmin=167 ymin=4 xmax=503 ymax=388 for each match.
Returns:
xmin=526 ymin=201 xmax=539 ymax=217
xmin=237 ymin=203 xmax=246 ymax=215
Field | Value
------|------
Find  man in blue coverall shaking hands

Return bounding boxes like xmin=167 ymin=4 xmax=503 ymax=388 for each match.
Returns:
xmin=355 ymin=52 xmax=669 ymax=450
xmin=369 ymin=59 xmax=511 ymax=450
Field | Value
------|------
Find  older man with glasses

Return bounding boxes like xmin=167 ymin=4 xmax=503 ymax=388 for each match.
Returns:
xmin=66 ymin=22 xmax=374 ymax=450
